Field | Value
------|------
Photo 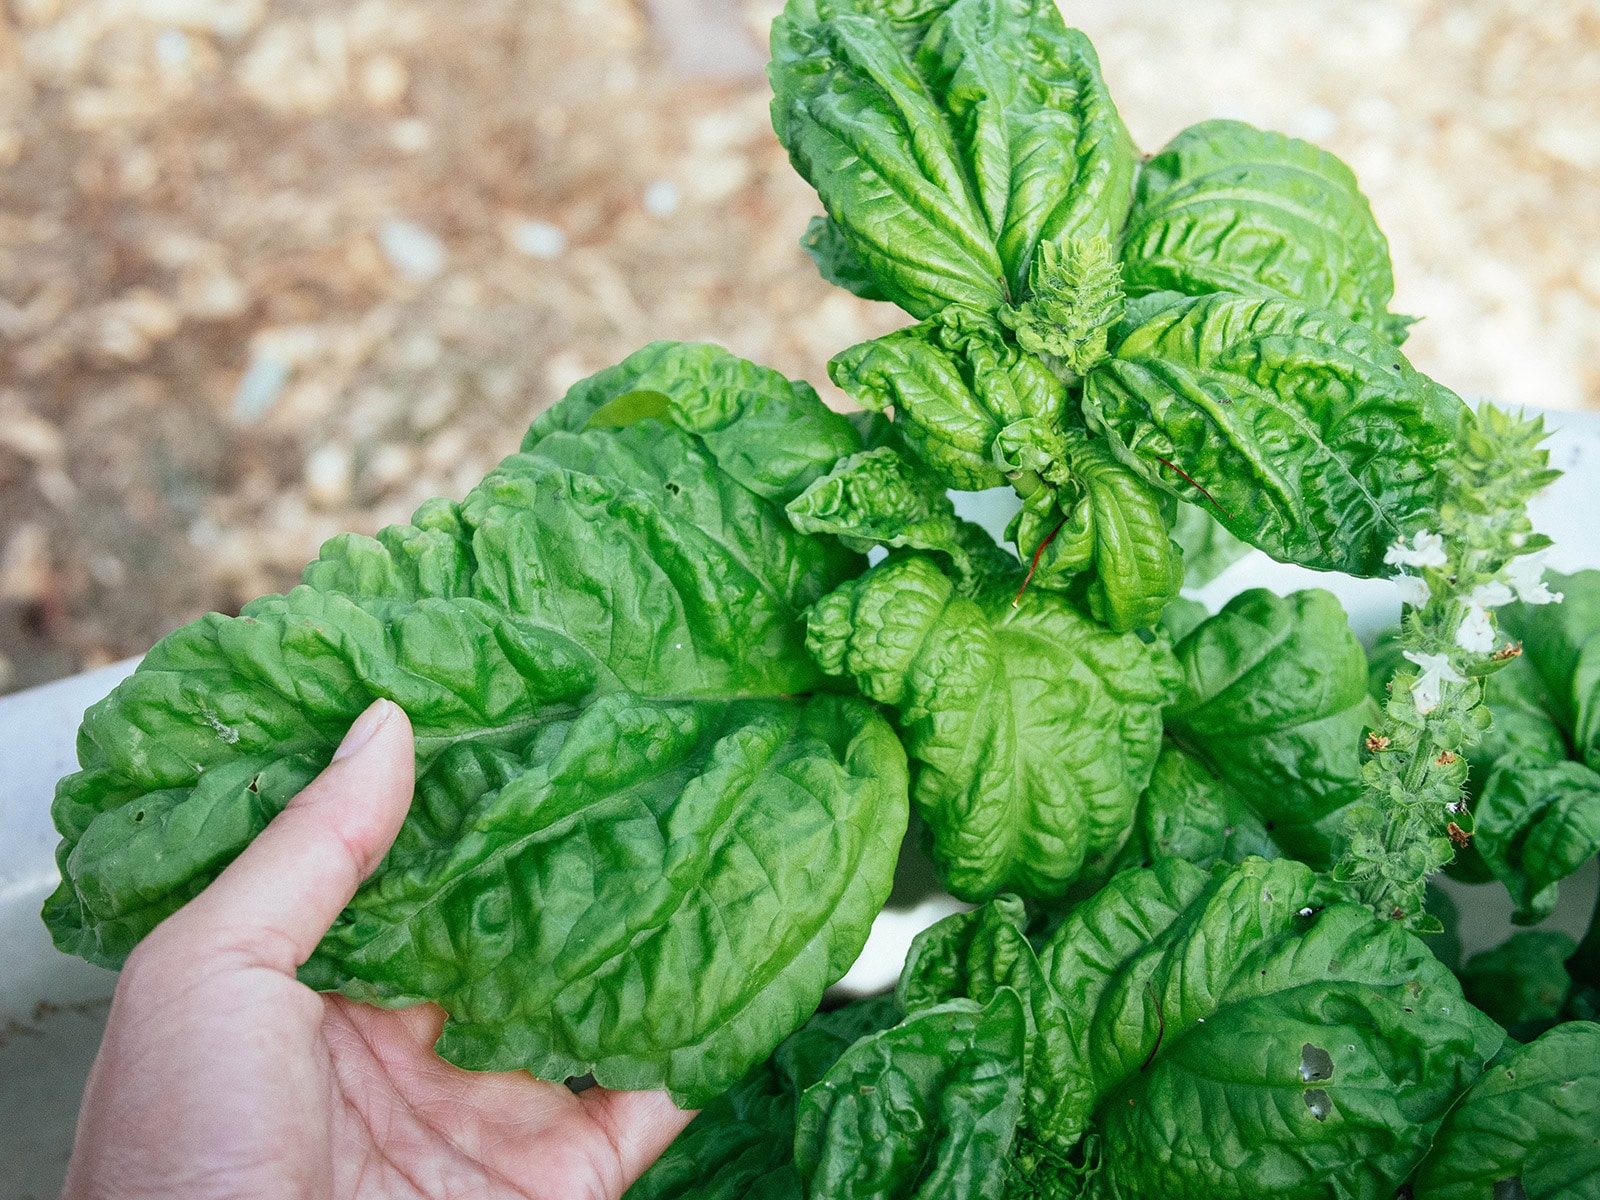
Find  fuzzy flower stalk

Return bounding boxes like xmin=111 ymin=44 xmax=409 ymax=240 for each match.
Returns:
xmin=1334 ymin=405 xmax=1562 ymax=930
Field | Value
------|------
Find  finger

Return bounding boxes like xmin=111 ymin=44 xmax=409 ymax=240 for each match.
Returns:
xmin=152 ymin=699 xmax=415 ymax=972
xmin=578 ymin=1087 xmax=698 ymax=1187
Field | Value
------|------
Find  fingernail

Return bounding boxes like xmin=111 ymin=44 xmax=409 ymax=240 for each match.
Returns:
xmin=334 ymin=699 xmax=395 ymax=762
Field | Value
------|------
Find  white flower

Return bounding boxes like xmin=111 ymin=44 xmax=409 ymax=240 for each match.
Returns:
xmin=1455 ymin=604 xmax=1496 ymax=653
xmin=1502 ymin=553 xmax=1563 ymax=605
xmin=1385 ymin=531 xmax=1448 ymax=570
xmin=1403 ymin=650 xmax=1466 ymax=715
xmin=1469 ymin=581 xmax=1514 ymax=609
xmin=1393 ymin=574 xmax=1431 ymax=608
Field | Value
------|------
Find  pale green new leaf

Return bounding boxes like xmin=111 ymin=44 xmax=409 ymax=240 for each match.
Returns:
xmin=1082 ymin=292 xmax=1466 ymax=576
xmin=1122 ymin=119 xmax=1413 ymax=343
xmin=807 ymin=552 xmax=1178 ymax=900
xmin=770 ymin=0 xmax=1137 ymax=317
xmin=829 ymin=306 xmax=1066 ymax=491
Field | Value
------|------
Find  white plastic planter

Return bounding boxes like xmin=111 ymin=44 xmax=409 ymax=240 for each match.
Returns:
xmin=4 ymin=410 xmax=1599 ymax=1195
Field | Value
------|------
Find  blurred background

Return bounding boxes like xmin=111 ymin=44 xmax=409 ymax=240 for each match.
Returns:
xmin=2 ymin=0 xmax=1599 ymax=696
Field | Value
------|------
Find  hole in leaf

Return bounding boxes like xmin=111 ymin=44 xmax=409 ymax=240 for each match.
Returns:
xmin=132 ymin=810 xmax=145 ymax=823
xmin=1300 ymin=1043 xmax=1334 ymax=1083
xmin=247 ymin=777 xmax=260 ymax=794
xmin=1303 ymin=1089 xmax=1332 ymax=1122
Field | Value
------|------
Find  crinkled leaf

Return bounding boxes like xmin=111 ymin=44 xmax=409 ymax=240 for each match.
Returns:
xmin=1007 ymin=430 xmax=1184 ymax=632
xmin=1413 ymin=1022 xmax=1600 ymax=1200
xmin=1082 ymin=868 xmax=1501 ymax=1200
xmin=787 ymin=445 xmax=981 ymax=579
xmin=802 ymin=214 xmax=891 ymax=302
xmin=770 ymin=0 xmax=1137 ymax=318
xmin=807 ymin=552 xmax=1178 ymax=900
xmin=46 ymin=354 xmax=909 ymax=1106
xmin=1122 ymin=119 xmax=1412 ymax=343
xmin=794 ymin=990 xmax=1028 ymax=1200
xmin=1458 ymin=931 xmax=1577 ymax=1038
xmin=1163 ymin=589 xmax=1377 ymax=867
xmin=1081 ymin=292 xmax=1466 ymax=576
xmin=830 ymin=307 xmax=1065 ymax=491
xmin=1475 ymin=754 xmax=1600 ymax=925
xmin=1117 ymin=740 xmax=1279 ymax=872
xmin=626 ymin=994 xmax=901 ymax=1200
xmin=898 ymin=857 xmax=1502 ymax=1197
xmin=525 ymin=339 xmax=862 ymax=505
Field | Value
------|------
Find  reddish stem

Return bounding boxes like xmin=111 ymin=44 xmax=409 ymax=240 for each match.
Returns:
xmin=1153 ymin=455 xmax=1233 ymax=520
xmin=1012 ymin=516 xmax=1069 ymax=609
xmin=1139 ymin=979 xmax=1165 ymax=1072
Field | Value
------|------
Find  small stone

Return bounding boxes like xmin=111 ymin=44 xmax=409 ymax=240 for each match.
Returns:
xmin=379 ymin=218 xmax=447 ymax=280
xmin=359 ymin=53 xmax=409 ymax=109
xmin=304 ymin=443 xmax=353 ymax=508
xmin=643 ymin=179 xmax=680 ymax=218
xmin=389 ymin=118 xmax=432 ymax=154
xmin=232 ymin=348 xmax=292 ymax=422
xmin=510 ymin=220 xmax=566 ymax=259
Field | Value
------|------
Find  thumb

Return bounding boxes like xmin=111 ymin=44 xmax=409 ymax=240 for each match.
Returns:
xmin=150 ymin=698 xmax=415 ymax=972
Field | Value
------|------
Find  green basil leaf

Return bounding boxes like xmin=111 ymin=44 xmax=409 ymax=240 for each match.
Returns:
xmin=46 ymin=355 xmax=909 ymax=1106
xmin=1501 ymin=568 xmax=1600 ymax=773
xmin=626 ymin=994 xmax=901 ymax=1200
xmin=801 ymin=214 xmax=891 ymax=302
xmin=1458 ymin=931 xmax=1577 ymax=1037
xmin=1081 ymin=292 xmax=1466 ymax=576
xmin=1118 ymin=740 xmax=1279 ymax=872
xmin=770 ymin=0 xmax=1137 ymax=317
xmin=1475 ymin=754 xmax=1600 ymax=925
xmin=807 ymin=552 xmax=1178 ymax=900
xmin=1163 ymin=589 xmax=1377 ymax=867
xmin=794 ymin=990 xmax=1028 ymax=1200
xmin=524 ymin=339 xmax=862 ymax=504
xmin=899 ymin=856 xmax=1502 ymax=1196
xmin=1121 ymin=119 xmax=1413 ymax=343
xmin=1413 ymin=1022 xmax=1600 ymax=1200
xmin=1048 ymin=859 xmax=1502 ymax=1197
xmin=830 ymin=307 xmax=1066 ymax=491
xmin=786 ymin=445 xmax=980 ymax=579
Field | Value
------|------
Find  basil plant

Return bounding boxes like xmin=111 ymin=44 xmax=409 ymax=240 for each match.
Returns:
xmin=45 ymin=0 xmax=1598 ymax=1194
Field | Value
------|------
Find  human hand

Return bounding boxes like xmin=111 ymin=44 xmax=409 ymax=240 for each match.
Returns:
xmin=62 ymin=698 xmax=694 ymax=1200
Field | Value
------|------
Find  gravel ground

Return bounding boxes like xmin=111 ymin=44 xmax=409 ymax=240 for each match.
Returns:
xmin=2 ymin=0 xmax=1598 ymax=694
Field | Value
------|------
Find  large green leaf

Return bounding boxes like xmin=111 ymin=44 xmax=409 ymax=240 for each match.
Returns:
xmin=794 ymin=990 xmax=1028 ymax=1200
xmin=45 ymin=348 xmax=910 ymax=1106
xmin=1413 ymin=1022 xmax=1600 ymax=1200
xmin=807 ymin=551 xmax=1178 ymax=901
xmin=770 ymin=0 xmax=1137 ymax=318
xmin=1081 ymin=292 xmax=1465 ymax=576
xmin=626 ymin=994 xmax=901 ymax=1200
xmin=901 ymin=858 xmax=1504 ymax=1196
xmin=1163 ymin=589 xmax=1377 ymax=867
xmin=1121 ymin=119 xmax=1412 ymax=343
